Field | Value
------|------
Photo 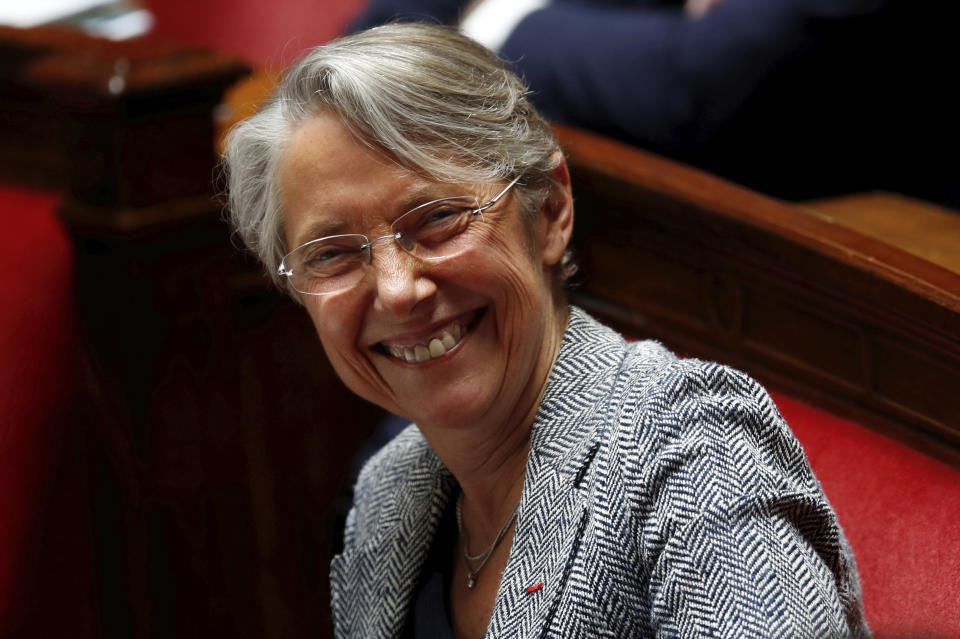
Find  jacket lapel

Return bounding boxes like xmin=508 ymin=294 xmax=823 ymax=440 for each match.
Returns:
xmin=485 ymin=308 xmax=626 ymax=637
xmin=331 ymin=447 xmax=456 ymax=638
xmin=487 ymin=461 xmax=590 ymax=638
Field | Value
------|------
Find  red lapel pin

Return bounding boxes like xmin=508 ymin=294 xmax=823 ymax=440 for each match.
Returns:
xmin=526 ymin=582 xmax=544 ymax=593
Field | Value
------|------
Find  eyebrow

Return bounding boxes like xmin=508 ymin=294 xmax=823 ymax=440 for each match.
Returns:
xmin=292 ymin=219 xmax=349 ymax=249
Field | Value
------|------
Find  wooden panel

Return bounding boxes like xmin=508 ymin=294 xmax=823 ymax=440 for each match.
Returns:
xmin=0 ymin=25 xmax=249 ymax=203
xmin=870 ymin=337 xmax=960 ymax=439
xmin=557 ymin=126 xmax=960 ymax=467
xmin=740 ymin=286 xmax=865 ymax=389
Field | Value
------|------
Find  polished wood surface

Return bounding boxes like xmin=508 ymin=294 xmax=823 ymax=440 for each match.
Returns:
xmin=803 ymin=192 xmax=960 ymax=274
xmin=216 ymin=68 xmax=279 ymax=150
xmin=0 ymin=25 xmax=249 ymax=202
xmin=556 ymin=125 xmax=960 ymax=468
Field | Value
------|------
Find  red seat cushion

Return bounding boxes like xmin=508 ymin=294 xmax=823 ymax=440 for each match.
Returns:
xmin=773 ymin=391 xmax=960 ymax=638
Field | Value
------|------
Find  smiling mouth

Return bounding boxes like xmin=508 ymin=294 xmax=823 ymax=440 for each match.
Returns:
xmin=378 ymin=310 xmax=483 ymax=363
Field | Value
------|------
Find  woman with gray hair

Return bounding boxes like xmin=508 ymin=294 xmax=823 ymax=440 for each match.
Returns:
xmin=223 ymin=23 xmax=868 ymax=639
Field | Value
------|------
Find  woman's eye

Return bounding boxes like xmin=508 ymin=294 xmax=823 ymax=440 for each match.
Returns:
xmin=423 ymin=206 xmax=462 ymax=225
xmin=311 ymin=248 xmax=341 ymax=262
xmin=304 ymin=245 xmax=354 ymax=269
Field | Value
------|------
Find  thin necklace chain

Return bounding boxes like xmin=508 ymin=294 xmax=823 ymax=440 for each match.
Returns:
xmin=455 ymin=492 xmax=520 ymax=589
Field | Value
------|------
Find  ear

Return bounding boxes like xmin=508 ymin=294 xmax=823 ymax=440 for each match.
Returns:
xmin=539 ymin=153 xmax=574 ymax=267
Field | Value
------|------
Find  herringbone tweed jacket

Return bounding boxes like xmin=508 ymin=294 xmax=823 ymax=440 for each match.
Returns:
xmin=331 ymin=307 xmax=869 ymax=638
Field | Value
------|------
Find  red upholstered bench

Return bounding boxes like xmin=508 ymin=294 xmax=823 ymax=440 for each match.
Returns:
xmin=0 ymin=184 xmax=95 ymax=636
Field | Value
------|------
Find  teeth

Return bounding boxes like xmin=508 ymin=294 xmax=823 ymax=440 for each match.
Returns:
xmin=440 ymin=330 xmax=456 ymax=350
xmin=384 ymin=324 xmax=467 ymax=363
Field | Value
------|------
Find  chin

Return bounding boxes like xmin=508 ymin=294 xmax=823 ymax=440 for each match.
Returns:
xmin=406 ymin=385 xmax=495 ymax=430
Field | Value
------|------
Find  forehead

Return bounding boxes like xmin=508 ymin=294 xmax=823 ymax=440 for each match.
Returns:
xmin=276 ymin=111 xmax=437 ymax=247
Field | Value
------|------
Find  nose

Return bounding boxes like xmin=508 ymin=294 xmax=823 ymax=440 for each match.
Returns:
xmin=366 ymin=234 xmax=436 ymax=316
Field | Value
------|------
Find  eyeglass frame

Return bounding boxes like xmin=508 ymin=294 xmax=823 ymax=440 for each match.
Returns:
xmin=277 ymin=175 xmax=522 ymax=296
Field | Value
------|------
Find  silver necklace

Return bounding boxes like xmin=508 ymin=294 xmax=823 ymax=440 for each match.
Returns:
xmin=455 ymin=493 xmax=520 ymax=589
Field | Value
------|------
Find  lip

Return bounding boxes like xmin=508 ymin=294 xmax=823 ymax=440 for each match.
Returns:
xmin=372 ymin=307 xmax=486 ymax=364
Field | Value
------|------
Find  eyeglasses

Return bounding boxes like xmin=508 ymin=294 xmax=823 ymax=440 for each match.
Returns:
xmin=278 ymin=176 xmax=521 ymax=296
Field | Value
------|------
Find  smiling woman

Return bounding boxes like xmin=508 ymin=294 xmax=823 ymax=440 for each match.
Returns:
xmin=222 ymin=23 xmax=870 ymax=639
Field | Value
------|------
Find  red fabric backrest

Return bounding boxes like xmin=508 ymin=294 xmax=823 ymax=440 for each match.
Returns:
xmin=773 ymin=391 xmax=960 ymax=638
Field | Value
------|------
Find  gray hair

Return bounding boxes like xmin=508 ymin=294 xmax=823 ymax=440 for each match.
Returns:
xmin=223 ymin=22 xmax=572 ymax=290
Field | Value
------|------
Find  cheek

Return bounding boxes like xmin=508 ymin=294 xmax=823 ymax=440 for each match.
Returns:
xmin=476 ymin=232 xmax=551 ymax=305
xmin=310 ymin=310 xmax=396 ymax=407
xmin=305 ymin=297 xmax=367 ymax=375
xmin=456 ymin=235 xmax=552 ymax=356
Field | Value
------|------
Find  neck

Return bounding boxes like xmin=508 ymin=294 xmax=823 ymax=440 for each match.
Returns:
xmin=436 ymin=406 xmax=532 ymax=525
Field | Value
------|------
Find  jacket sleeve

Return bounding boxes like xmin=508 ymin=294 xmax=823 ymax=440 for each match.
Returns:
xmin=627 ymin=360 xmax=869 ymax=637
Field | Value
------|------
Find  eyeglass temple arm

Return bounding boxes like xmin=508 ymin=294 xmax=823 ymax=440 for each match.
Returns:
xmin=476 ymin=175 xmax=522 ymax=213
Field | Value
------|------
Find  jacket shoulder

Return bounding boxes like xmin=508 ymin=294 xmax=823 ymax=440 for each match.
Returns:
xmin=343 ymin=424 xmax=437 ymax=549
xmin=612 ymin=354 xmax=819 ymax=499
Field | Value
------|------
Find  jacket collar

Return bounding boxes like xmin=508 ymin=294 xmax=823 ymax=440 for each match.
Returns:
xmin=331 ymin=443 xmax=456 ymax=638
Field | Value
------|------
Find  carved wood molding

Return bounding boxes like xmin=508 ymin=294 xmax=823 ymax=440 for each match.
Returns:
xmin=0 ymin=25 xmax=249 ymax=220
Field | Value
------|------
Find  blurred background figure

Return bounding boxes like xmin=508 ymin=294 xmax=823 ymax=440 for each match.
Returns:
xmin=0 ymin=0 xmax=153 ymax=40
xmin=352 ymin=0 xmax=958 ymax=207
xmin=0 ymin=0 xmax=355 ymax=67
xmin=7 ymin=0 xmax=954 ymax=209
